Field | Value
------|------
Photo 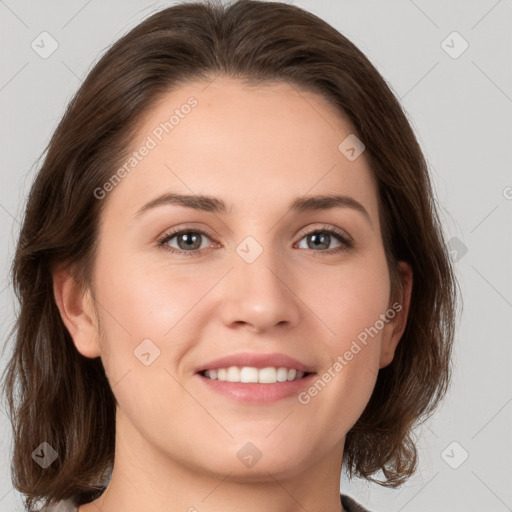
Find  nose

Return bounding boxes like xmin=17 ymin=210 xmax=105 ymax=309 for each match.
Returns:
xmin=217 ymin=247 xmax=301 ymax=334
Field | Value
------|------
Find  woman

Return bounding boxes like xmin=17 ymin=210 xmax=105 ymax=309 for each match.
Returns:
xmin=1 ymin=1 xmax=458 ymax=511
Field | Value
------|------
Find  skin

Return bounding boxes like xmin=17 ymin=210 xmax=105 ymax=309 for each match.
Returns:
xmin=53 ymin=77 xmax=412 ymax=512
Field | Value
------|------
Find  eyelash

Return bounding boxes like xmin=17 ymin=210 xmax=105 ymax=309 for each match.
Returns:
xmin=157 ymin=224 xmax=353 ymax=256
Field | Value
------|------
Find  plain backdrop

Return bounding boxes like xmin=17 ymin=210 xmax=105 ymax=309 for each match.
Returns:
xmin=1 ymin=1 xmax=511 ymax=511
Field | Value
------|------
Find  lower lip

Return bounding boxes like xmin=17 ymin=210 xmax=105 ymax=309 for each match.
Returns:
xmin=196 ymin=373 xmax=316 ymax=403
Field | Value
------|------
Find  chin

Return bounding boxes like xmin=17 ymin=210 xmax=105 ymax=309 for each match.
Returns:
xmin=190 ymin=442 xmax=314 ymax=482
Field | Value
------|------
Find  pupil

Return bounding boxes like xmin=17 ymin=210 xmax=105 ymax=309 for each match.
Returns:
xmin=310 ymin=233 xmax=329 ymax=250
xmin=180 ymin=232 xmax=201 ymax=250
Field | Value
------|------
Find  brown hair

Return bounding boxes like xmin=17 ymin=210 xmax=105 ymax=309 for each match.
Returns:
xmin=1 ymin=0 xmax=459 ymax=509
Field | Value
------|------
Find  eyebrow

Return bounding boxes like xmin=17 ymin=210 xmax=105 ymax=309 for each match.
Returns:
xmin=134 ymin=192 xmax=372 ymax=226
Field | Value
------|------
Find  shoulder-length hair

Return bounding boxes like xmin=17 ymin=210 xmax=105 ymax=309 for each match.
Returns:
xmin=1 ymin=0 xmax=458 ymax=509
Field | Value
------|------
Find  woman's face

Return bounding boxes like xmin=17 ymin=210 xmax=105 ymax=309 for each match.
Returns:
xmin=64 ymin=77 xmax=411 ymax=481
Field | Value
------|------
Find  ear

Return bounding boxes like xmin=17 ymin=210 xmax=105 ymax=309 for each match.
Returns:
xmin=52 ymin=265 xmax=101 ymax=359
xmin=379 ymin=261 xmax=413 ymax=369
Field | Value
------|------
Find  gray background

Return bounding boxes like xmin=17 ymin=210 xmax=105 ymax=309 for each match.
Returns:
xmin=1 ymin=0 xmax=511 ymax=511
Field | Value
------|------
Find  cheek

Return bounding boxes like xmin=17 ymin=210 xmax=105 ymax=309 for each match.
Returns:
xmin=297 ymin=250 xmax=391 ymax=412
xmin=93 ymin=255 xmax=218 ymax=385
xmin=296 ymin=262 xmax=389 ymax=434
xmin=304 ymin=252 xmax=391 ymax=349
xmin=95 ymin=253 xmax=207 ymax=338
xmin=93 ymin=265 xmax=197 ymax=427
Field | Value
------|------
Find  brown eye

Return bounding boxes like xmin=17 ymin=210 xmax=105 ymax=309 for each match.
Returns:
xmin=158 ymin=229 xmax=213 ymax=254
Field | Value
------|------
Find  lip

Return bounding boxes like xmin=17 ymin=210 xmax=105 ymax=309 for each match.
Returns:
xmin=194 ymin=352 xmax=315 ymax=374
xmin=194 ymin=352 xmax=317 ymax=404
xmin=196 ymin=372 xmax=317 ymax=403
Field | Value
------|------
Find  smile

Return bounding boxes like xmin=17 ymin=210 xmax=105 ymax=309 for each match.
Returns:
xmin=195 ymin=352 xmax=316 ymax=402
xmin=201 ymin=366 xmax=309 ymax=383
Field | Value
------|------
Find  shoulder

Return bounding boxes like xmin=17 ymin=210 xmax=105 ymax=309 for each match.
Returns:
xmin=28 ymin=498 xmax=78 ymax=512
xmin=341 ymin=494 xmax=373 ymax=512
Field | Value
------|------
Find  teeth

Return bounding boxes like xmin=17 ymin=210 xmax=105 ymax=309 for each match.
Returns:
xmin=227 ymin=366 xmax=241 ymax=382
xmin=258 ymin=367 xmax=276 ymax=384
xmin=203 ymin=366 xmax=306 ymax=383
xmin=240 ymin=366 xmax=258 ymax=383
xmin=276 ymin=367 xmax=288 ymax=382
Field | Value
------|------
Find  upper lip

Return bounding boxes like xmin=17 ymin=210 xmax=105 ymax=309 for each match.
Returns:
xmin=195 ymin=352 xmax=316 ymax=374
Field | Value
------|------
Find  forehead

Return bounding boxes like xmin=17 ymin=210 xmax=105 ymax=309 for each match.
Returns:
xmin=100 ymin=77 xmax=379 ymax=225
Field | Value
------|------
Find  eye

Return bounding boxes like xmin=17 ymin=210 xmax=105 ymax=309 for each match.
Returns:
xmin=295 ymin=225 xmax=353 ymax=254
xmin=158 ymin=228 xmax=215 ymax=255
xmin=157 ymin=224 xmax=353 ymax=256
